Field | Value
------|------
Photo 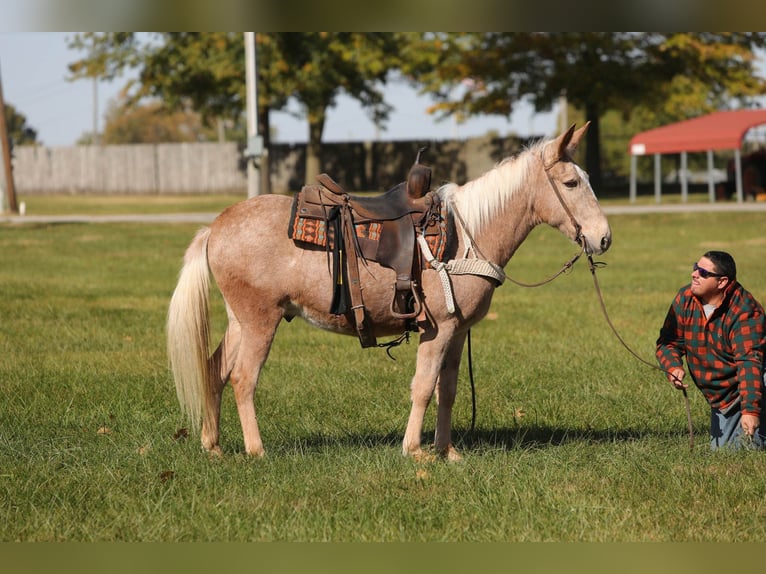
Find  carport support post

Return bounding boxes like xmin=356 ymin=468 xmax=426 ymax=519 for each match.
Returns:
xmin=707 ymin=150 xmax=715 ymax=202
xmin=734 ymin=148 xmax=743 ymax=203
xmin=680 ymin=151 xmax=688 ymax=203
xmin=629 ymin=155 xmax=637 ymax=202
xmin=654 ymin=153 xmax=662 ymax=203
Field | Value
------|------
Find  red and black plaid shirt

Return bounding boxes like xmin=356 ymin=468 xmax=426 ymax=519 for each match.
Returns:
xmin=656 ymin=281 xmax=766 ymax=415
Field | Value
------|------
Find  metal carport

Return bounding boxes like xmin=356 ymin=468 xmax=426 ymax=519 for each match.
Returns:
xmin=628 ymin=110 xmax=766 ymax=203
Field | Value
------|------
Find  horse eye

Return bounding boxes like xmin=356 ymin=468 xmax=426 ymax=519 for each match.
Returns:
xmin=563 ymin=179 xmax=578 ymax=188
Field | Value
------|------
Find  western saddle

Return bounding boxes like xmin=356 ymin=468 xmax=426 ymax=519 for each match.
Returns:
xmin=289 ymin=151 xmax=445 ymax=347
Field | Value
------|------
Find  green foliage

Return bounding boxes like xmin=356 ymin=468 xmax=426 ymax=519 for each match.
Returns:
xmin=271 ymin=33 xmax=403 ymax=183
xmin=1 ymin=200 xmax=766 ymax=541
xmin=67 ymin=33 xmax=766 ymax=189
xmin=3 ymin=102 xmax=37 ymax=146
xmin=101 ymin=99 xmax=223 ymax=144
xmin=68 ymin=33 xmax=410 ymax=185
xmin=411 ymin=33 xmax=766 ymax=188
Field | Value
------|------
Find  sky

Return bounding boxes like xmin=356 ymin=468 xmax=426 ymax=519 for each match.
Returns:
xmin=0 ymin=32 xmax=560 ymax=148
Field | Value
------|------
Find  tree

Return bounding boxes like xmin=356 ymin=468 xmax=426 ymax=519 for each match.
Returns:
xmin=100 ymin=99 xmax=220 ymax=144
xmin=274 ymin=33 xmax=400 ymax=183
xmin=3 ymin=102 xmax=38 ymax=146
xmin=68 ymin=32 xmax=408 ymax=188
xmin=409 ymin=33 xmax=766 ymax=190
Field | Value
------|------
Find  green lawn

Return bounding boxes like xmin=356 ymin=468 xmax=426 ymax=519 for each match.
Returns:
xmin=1 ymin=201 xmax=765 ymax=542
xmin=15 ymin=192 xmax=246 ymax=216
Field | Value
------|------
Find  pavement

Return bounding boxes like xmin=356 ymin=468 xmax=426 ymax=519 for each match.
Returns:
xmin=1 ymin=201 xmax=766 ymax=224
xmin=0 ymin=212 xmax=219 ymax=224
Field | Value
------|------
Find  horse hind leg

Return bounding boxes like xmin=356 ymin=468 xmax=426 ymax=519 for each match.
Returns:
xmin=201 ymin=316 xmax=241 ymax=455
xmin=228 ymin=310 xmax=282 ymax=457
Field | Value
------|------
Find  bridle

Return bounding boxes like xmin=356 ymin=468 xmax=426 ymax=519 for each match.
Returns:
xmin=499 ymin=154 xmax=586 ymax=289
xmin=542 ymin=153 xmax=584 ymax=248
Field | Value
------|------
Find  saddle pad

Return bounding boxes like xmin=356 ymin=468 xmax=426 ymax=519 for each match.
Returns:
xmin=289 ymin=195 xmax=450 ymax=263
xmin=291 ymin=217 xmax=382 ymax=249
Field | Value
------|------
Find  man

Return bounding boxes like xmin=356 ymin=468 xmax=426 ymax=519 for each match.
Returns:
xmin=656 ymin=250 xmax=766 ymax=450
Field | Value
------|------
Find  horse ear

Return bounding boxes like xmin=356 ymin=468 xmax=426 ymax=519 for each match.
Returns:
xmin=567 ymin=121 xmax=590 ymax=154
xmin=543 ymin=124 xmax=576 ymax=166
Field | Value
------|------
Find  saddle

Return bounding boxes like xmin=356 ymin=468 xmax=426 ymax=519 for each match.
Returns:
xmin=289 ymin=154 xmax=446 ymax=347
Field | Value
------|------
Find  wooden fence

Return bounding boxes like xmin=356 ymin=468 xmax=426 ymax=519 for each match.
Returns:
xmin=13 ymin=142 xmax=246 ymax=194
xmin=10 ymin=134 xmax=530 ymax=195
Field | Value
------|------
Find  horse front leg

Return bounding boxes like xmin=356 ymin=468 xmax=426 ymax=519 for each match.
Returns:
xmin=432 ymin=332 xmax=467 ymax=461
xmin=402 ymin=331 xmax=452 ymax=459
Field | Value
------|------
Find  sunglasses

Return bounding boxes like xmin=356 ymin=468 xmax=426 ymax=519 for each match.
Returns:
xmin=693 ymin=262 xmax=724 ymax=279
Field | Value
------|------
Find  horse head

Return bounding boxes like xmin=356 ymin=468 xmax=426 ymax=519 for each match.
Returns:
xmin=541 ymin=123 xmax=612 ymax=256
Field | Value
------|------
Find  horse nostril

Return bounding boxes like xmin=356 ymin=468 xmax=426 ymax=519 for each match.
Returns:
xmin=601 ymin=235 xmax=611 ymax=251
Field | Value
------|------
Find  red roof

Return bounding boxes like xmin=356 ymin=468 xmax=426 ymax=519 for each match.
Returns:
xmin=629 ymin=110 xmax=766 ymax=155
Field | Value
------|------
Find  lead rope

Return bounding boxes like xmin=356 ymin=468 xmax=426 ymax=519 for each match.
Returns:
xmin=586 ymin=254 xmax=694 ymax=450
xmin=542 ymin=152 xmax=694 ymax=450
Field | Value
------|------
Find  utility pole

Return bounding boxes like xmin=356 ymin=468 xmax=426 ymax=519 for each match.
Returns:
xmin=92 ymin=76 xmax=99 ymax=144
xmin=0 ymin=59 xmax=18 ymax=214
xmin=91 ymin=36 xmax=100 ymax=145
xmin=244 ymin=32 xmax=264 ymax=197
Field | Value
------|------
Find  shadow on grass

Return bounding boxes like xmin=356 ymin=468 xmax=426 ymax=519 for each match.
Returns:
xmin=454 ymin=425 xmax=694 ymax=451
xmin=222 ymin=424 xmax=699 ymax=456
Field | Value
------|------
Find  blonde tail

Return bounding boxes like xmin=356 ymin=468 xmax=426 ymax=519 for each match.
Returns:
xmin=166 ymin=228 xmax=212 ymax=433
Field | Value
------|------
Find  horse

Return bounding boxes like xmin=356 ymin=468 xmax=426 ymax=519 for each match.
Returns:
xmin=166 ymin=123 xmax=612 ymax=461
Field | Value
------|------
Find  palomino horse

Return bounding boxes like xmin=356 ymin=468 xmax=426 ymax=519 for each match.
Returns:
xmin=167 ymin=123 xmax=612 ymax=460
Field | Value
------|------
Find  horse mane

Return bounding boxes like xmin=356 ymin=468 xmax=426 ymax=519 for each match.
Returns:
xmin=438 ymin=138 xmax=546 ymax=236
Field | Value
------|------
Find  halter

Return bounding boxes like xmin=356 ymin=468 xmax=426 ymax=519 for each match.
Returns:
xmin=541 ymin=152 xmax=584 ymax=248
xmin=496 ymin=154 xmax=587 ymax=289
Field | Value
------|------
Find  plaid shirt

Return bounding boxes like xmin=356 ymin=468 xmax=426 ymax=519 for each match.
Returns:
xmin=656 ymin=281 xmax=766 ymax=415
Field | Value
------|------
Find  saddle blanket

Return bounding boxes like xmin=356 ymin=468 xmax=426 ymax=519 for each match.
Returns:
xmin=289 ymin=199 xmax=451 ymax=265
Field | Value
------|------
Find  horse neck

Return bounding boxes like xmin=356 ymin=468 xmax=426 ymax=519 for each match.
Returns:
xmin=449 ymin=153 xmax=541 ymax=268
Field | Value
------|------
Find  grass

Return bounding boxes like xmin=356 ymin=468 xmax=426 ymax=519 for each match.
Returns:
xmin=1 ymin=197 xmax=766 ymax=542
xmin=15 ymin=193 xmax=246 ymax=216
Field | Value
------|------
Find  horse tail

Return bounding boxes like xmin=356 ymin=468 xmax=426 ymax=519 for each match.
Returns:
xmin=167 ymin=227 xmax=212 ymax=433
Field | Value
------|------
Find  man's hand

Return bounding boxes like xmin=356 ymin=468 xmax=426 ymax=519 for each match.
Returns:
xmin=668 ymin=367 xmax=688 ymax=390
xmin=741 ymin=413 xmax=759 ymax=437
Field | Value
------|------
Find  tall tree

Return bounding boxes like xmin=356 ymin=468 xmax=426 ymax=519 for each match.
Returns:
xmin=410 ymin=32 xmax=766 ymax=190
xmin=68 ymin=32 xmax=407 ymax=187
xmin=275 ymin=33 xmax=399 ymax=183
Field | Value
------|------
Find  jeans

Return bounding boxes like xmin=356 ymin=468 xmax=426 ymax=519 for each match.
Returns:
xmin=710 ymin=399 xmax=766 ymax=451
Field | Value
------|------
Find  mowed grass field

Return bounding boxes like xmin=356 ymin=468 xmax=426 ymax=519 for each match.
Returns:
xmin=1 ymin=193 xmax=766 ymax=542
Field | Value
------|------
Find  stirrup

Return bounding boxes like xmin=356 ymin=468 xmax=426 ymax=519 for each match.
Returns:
xmin=390 ymin=280 xmax=422 ymax=320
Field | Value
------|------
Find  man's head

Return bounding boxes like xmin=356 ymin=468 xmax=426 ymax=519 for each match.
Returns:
xmin=691 ymin=251 xmax=736 ymax=305
xmin=703 ymin=250 xmax=737 ymax=281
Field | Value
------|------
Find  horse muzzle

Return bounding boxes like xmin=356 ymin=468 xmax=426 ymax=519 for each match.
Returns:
xmin=583 ymin=227 xmax=612 ymax=256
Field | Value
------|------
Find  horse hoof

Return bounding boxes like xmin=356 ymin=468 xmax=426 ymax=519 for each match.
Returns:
xmin=445 ymin=446 xmax=463 ymax=462
xmin=206 ymin=445 xmax=223 ymax=458
xmin=436 ymin=445 xmax=462 ymax=462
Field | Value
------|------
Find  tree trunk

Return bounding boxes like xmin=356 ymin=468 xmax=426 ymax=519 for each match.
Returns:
xmin=259 ymin=105 xmax=272 ymax=194
xmin=584 ymin=100 xmax=602 ymax=193
xmin=305 ymin=110 xmax=326 ymax=186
